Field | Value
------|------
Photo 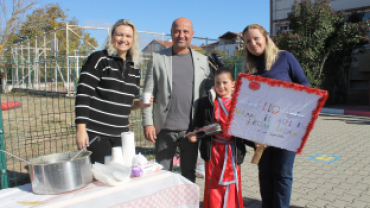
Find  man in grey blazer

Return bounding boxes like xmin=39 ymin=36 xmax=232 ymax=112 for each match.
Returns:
xmin=142 ymin=17 xmax=210 ymax=182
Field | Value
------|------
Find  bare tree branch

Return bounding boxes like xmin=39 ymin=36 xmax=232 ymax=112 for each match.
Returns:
xmin=0 ymin=0 xmax=38 ymax=50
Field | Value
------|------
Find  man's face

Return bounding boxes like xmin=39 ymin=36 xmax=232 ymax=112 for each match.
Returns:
xmin=171 ymin=18 xmax=194 ymax=52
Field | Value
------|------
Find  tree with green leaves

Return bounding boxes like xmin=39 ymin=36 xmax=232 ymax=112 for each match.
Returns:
xmin=273 ymin=0 xmax=369 ymax=103
xmin=9 ymin=3 xmax=98 ymax=55
xmin=5 ymin=3 xmax=99 ymax=88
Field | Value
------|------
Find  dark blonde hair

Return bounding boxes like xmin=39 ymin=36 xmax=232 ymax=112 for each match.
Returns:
xmin=104 ymin=19 xmax=140 ymax=66
xmin=242 ymin=24 xmax=280 ymax=74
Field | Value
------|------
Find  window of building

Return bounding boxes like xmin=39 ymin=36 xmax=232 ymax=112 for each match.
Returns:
xmin=277 ymin=25 xmax=289 ymax=34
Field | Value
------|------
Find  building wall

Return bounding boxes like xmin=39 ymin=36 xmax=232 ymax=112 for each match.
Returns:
xmin=215 ymin=44 xmax=237 ymax=56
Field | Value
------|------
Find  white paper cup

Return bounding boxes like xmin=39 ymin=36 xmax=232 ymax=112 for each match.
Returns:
xmin=142 ymin=92 xmax=152 ymax=105
xmin=111 ymin=147 xmax=124 ymax=164
xmin=104 ymin=156 xmax=112 ymax=164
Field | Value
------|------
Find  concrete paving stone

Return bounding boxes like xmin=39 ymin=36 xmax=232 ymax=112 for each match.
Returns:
xmin=325 ymin=206 xmax=342 ymax=208
xmin=296 ymin=178 xmax=312 ymax=184
xmin=343 ymin=188 xmax=363 ymax=196
xmin=329 ymin=178 xmax=344 ymax=184
xmin=302 ymin=182 xmax=321 ymax=189
xmin=350 ymin=200 xmax=369 ymax=207
xmin=340 ymin=163 xmax=353 ymax=168
xmin=321 ymin=182 xmax=337 ymax=190
xmin=338 ymin=194 xmax=357 ymax=202
xmin=290 ymin=198 xmax=315 ymax=207
xmin=312 ymin=178 xmax=328 ymax=185
xmin=334 ymin=174 xmax=350 ymax=180
xmin=357 ymin=159 xmax=370 ymax=164
xmin=352 ymin=183 xmax=369 ymax=190
xmin=320 ymin=172 xmax=336 ymax=178
xmin=356 ymin=194 xmax=370 ymax=203
xmin=356 ymin=170 xmax=370 ymax=177
xmin=310 ymin=188 xmax=328 ymax=195
xmin=300 ymin=193 xmax=321 ymax=202
xmin=305 ymin=165 xmax=321 ymax=171
xmin=327 ymin=188 xmax=345 ymax=196
xmin=329 ymin=199 xmax=352 ymax=208
xmin=294 ymin=188 xmax=313 ymax=195
xmin=342 ymin=170 xmax=356 ymax=176
xmin=335 ymin=183 xmax=353 ymax=190
xmin=331 ymin=167 xmax=348 ymax=173
xmin=365 ymin=189 xmax=370 ymax=195
xmin=344 ymin=177 xmax=364 ymax=184
xmin=305 ymin=174 xmax=319 ymax=180
xmin=242 ymin=188 xmax=259 ymax=194
xmin=293 ymin=182 xmax=305 ymax=189
xmin=318 ymin=193 xmax=339 ymax=202
xmin=290 ymin=192 xmax=302 ymax=201
xmin=243 ymin=190 xmax=260 ymax=197
xmin=313 ymin=169 xmax=329 ymax=176
xmin=306 ymin=199 xmax=330 ymax=207
xmin=361 ymin=178 xmax=370 ymax=184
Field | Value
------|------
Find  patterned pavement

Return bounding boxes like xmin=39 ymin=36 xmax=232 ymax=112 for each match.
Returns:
xmin=195 ymin=113 xmax=370 ymax=207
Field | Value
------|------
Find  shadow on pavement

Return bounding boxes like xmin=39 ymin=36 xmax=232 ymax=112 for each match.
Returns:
xmin=243 ymin=197 xmax=304 ymax=208
xmin=200 ymin=197 xmax=304 ymax=208
xmin=320 ymin=113 xmax=370 ymax=125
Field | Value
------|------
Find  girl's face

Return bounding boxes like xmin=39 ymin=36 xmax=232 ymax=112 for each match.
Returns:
xmin=215 ymin=73 xmax=235 ymax=98
xmin=243 ymin=28 xmax=267 ymax=56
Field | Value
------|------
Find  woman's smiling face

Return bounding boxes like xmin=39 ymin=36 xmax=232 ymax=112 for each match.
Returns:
xmin=112 ymin=25 xmax=134 ymax=56
xmin=243 ymin=28 xmax=267 ymax=56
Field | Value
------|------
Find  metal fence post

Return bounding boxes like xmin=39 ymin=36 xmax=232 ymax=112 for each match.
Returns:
xmin=0 ymin=105 xmax=9 ymax=189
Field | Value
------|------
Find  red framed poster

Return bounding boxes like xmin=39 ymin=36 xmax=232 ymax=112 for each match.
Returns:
xmin=226 ymin=73 xmax=328 ymax=154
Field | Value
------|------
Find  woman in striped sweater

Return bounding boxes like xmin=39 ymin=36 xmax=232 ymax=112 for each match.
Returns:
xmin=75 ymin=19 xmax=152 ymax=164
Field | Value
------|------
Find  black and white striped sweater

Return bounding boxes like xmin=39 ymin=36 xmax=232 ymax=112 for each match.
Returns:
xmin=75 ymin=50 xmax=141 ymax=137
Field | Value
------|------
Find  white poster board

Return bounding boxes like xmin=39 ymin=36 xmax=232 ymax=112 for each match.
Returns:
xmin=226 ymin=74 xmax=328 ymax=153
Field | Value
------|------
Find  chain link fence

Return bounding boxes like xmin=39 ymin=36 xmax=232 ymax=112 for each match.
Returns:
xmin=0 ymin=26 xmax=244 ymax=189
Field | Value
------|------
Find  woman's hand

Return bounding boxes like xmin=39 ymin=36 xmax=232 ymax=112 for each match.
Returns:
xmin=255 ymin=142 xmax=268 ymax=150
xmin=76 ymin=124 xmax=89 ymax=150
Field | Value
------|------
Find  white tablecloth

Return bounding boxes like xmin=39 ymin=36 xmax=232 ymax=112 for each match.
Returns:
xmin=0 ymin=171 xmax=199 ymax=208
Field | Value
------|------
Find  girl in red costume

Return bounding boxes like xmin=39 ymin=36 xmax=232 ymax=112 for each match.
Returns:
xmin=188 ymin=67 xmax=254 ymax=208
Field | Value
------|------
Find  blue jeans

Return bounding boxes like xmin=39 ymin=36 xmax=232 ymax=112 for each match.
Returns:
xmin=258 ymin=147 xmax=295 ymax=208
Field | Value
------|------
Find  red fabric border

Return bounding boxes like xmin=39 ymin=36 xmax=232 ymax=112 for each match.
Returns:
xmin=226 ymin=73 xmax=328 ymax=154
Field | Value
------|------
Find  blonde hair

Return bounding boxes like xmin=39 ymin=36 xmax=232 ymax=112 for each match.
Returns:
xmin=242 ymin=24 xmax=280 ymax=74
xmin=104 ymin=19 xmax=140 ymax=67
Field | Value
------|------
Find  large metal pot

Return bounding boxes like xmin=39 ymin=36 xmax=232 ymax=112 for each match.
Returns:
xmin=27 ymin=151 xmax=93 ymax=195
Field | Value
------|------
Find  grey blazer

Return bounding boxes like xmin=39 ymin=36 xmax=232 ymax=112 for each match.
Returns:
xmin=142 ymin=47 xmax=210 ymax=134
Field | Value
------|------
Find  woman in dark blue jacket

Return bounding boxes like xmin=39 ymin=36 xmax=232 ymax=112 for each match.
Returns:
xmin=242 ymin=24 xmax=309 ymax=208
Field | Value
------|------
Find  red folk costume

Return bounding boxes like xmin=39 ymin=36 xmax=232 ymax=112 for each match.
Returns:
xmin=202 ymin=96 xmax=243 ymax=208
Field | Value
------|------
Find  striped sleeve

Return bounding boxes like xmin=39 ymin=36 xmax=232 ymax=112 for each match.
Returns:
xmin=75 ymin=53 xmax=103 ymax=124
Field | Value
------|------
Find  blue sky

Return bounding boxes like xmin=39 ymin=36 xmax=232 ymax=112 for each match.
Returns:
xmin=38 ymin=0 xmax=270 ymax=48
